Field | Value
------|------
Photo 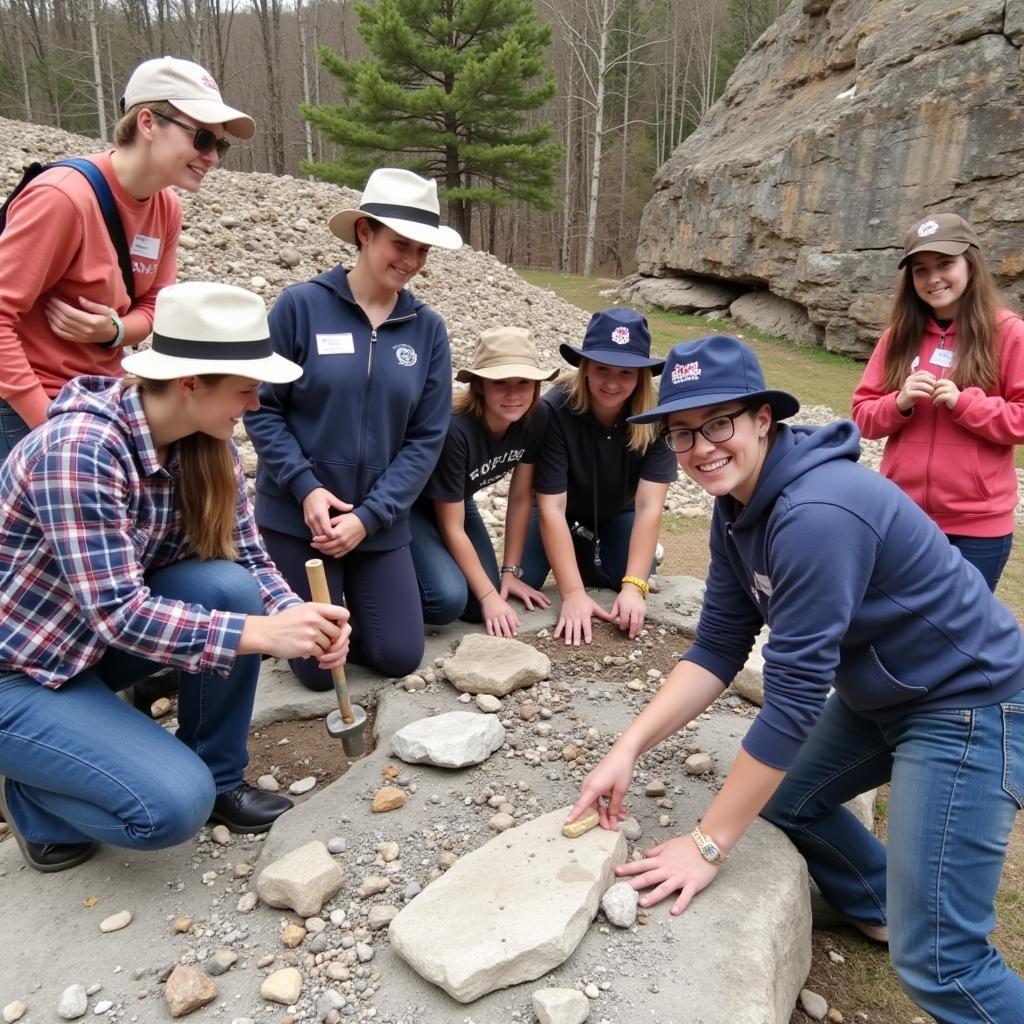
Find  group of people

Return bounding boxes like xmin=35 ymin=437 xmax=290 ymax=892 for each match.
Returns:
xmin=0 ymin=51 xmax=1020 ymax=1024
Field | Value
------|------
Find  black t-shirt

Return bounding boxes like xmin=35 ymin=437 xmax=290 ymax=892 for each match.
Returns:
xmin=533 ymin=386 xmax=677 ymax=527
xmin=421 ymin=409 xmax=547 ymax=503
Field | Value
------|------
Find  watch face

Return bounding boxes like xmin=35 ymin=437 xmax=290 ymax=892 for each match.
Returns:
xmin=705 ymin=842 xmax=721 ymax=861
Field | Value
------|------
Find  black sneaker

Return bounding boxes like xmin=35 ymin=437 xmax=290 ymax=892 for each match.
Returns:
xmin=208 ymin=783 xmax=293 ymax=834
xmin=0 ymin=776 xmax=97 ymax=873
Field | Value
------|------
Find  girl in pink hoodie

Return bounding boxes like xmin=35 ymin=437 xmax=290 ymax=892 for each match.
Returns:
xmin=852 ymin=213 xmax=1024 ymax=589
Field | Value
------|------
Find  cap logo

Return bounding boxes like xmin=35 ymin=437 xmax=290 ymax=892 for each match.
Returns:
xmin=200 ymin=72 xmax=219 ymax=92
xmin=671 ymin=360 xmax=701 ymax=385
xmin=611 ymin=326 xmax=630 ymax=346
xmin=917 ymin=220 xmax=939 ymax=238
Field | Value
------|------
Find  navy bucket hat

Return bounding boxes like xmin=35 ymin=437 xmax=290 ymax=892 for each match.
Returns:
xmin=560 ymin=307 xmax=665 ymax=374
xmin=628 ymin=335 xmax=799 ymax=423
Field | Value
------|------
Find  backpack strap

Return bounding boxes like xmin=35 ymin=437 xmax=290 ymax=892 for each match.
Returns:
xmin=0 ymin=158 xmax=136 ymax=304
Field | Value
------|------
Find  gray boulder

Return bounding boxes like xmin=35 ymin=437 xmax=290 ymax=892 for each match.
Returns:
xmin=391 ymin=711 xmax=506 ymax=768
xmin=443 ymin=634 xmax=550 ymax=696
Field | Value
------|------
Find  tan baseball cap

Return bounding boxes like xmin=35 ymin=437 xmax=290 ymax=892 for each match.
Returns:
xmin=455 ymin=327 xmax=557 ymax=382
xmin=899 ymin=213 xmax=979 ymax=268
xmin=122 ymin=56 xmax=255 ymax=139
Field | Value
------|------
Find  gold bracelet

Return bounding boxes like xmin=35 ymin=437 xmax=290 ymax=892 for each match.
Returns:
xmin=621 ymin=575 xmax=649 ymax=597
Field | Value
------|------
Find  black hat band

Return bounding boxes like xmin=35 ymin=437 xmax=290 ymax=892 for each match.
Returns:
xmin=153 ymin=333 xmax=273 ymax=360
xmin=360 ymin=202 xmax=439 ymax=228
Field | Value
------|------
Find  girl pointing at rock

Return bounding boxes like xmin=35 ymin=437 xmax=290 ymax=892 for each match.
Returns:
xmin=568 ymin=335 xmax=1024 ymax=1024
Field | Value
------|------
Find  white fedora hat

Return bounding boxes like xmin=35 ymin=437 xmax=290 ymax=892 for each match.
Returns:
xmin=329 ymin=168 xmax=462 ymax=250
xmin=121 ymin=282 xmax=301 ymax=384
xmin=122 ymin=56 xmax=255 ymax=139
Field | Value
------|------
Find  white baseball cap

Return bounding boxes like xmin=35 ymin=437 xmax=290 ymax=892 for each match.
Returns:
xmin=122 ymin=56 xmax=255 ymax=139
xmin=121 ymin=282 xmax=301 ymax=384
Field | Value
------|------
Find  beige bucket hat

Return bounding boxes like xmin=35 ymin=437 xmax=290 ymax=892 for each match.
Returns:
xmin=455 ymin=327 xmax=557 ymax=383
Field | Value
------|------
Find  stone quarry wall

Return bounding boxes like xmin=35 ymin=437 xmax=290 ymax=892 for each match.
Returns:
xmin=633 ymin=0 xmax=1024 ymax=357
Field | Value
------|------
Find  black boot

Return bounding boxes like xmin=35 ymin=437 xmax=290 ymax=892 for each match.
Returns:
xmin=208 ymin=783 xmax=293 ymax=834
xmin=0 ymin=777 xmax=97 ymax=873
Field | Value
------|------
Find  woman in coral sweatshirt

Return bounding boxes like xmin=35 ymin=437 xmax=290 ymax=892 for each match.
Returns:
xmin=852 ymin=213 xmax=1024 ymax=589
xmin=0 ymin=56 xmax=254 ymax=462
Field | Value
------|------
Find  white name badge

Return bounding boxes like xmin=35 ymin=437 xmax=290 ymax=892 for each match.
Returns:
xmin=930 ymin=346 xmax=954 ymax=368
xmin=130 ymin=234 xmax=161 ymax=260
xmin=316 ymin=333 xmax=354 ymax=355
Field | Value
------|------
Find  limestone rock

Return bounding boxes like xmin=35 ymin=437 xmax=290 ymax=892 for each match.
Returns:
xmin=2 ymin=1002 xmax=26 ymax=1024
xmin=475 ymin=693 xmax=502 ymax=713
xmin=391 ymin=711 xmax=506 ymax=768
xmin=164 ymin=966 xmax=217 ymax=1018
xmin=57 ymin=986 xmax=87 ymax=1021
xmin=372 ymin=786 xmax=407 ymax=812
xmin=388 ymin=806 xmax=626 ymax=1002
xmin=617 ymin=273 xmax=740 ymax=313
xmin=600 ymin=881 xmax=639 ymax=928
xmin=260 ymin=968 xmax=302 ymax=1006
xmin=532 ymin=988 xmax=591 ymax=1024
xmin=99 ymin=910 xmax=132 ymax=933
xmin=684 ymin=752 xmax=713 ymax=775
xmin=634 ymin=0 xmax=1024 ymax=356
xmin=730 ymin=292 xmax=823 ymax=347
xmin=443 ymin=634 xmax=550 ymax=696
xmin=256 ymin=841 xmax=344 ymax=916
xmin=367 ymin=904 xmax=399 ymax=930
xmin=799 ymin=989 xmax=829 ymax=1021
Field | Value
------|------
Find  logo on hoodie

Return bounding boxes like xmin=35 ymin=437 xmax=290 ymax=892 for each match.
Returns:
xmin=611 ymin=326 xmax=630 ymax=346
xmin=394 ymin=344 xmax=417 ymax=367
xmin=671 ymin=360 xmax=701 ymax=385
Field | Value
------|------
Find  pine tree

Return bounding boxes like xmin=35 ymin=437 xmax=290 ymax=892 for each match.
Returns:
xmin=302 ymin=0 xmax=562 ymax=244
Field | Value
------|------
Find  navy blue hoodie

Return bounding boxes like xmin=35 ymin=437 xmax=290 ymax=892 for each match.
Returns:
xmin=685 ymin=420 xmax=1024 ymax=771
xmin=245 ymin=267 xmax=451 ymax=552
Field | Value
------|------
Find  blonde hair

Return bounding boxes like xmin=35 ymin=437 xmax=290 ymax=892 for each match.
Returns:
xmin=452 ymin=377 xmax=541 ymax=421
xmin=113 ymin=99 xmax=178 ymax=146
xmin=882 ymin=245 xmax=1003 ymax=392
xmin=130 ymin=375 xmax=238 ymax=561
xmin=557 ymin=361 xmax=659 ymax=454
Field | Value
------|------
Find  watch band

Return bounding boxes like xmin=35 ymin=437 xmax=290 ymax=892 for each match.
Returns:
xmin=690 ymin=823 xmax=727 ymax=866
xmin=500 ymin=565 xmax=524 ymax=578
xmin=101 ymin=310 xmax=125 ymax=349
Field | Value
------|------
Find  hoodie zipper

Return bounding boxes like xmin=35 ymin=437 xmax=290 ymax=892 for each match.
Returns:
xmin=922 ymin=324 xmax=950 ymax=514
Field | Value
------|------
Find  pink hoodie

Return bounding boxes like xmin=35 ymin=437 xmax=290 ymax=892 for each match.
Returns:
xmin=852 ymin=311 xmax=1024 ymax=536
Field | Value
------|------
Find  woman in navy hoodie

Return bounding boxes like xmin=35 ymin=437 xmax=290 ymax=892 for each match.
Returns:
xmin=566 ymin=335 xmax=1024 ymax=1024
xmin=245 ymin=169 xmax=460 ymax=687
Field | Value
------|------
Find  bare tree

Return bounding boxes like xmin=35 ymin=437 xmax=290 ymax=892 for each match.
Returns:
xmin=250 ymin=0 xmax=284 ymax=173
xmin=87 ymin=0 xmax=106 ymax=141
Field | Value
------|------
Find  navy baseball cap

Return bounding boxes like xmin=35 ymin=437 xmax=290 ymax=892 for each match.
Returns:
xmin=560 ymin=307 xmax=665 ymax=374
xmin=628 ymin=335 xmax=799 ymax=423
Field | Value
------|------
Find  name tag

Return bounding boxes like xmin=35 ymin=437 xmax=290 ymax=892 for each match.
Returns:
xmin=316 ymin=333 xmax=354 ymax=355
xmin=130 ymin=234 xmax=161 ymax=260
xmin=930 ymin=346 xmax=954 ymax=368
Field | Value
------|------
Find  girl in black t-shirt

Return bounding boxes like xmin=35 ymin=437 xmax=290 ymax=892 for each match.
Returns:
xmin=409 ymin=327 xmax=556 ymax=636
xmin=526 ymin=307 xmax=675 ymax=646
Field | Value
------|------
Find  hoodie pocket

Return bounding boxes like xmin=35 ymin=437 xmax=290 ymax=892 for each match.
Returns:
xmin=311 ymin=459 xmax=363 ymax=505
xmin=836 ymin=644 xmax=929 ymax=713
xmin=1003 ymin=703 xmax=1024 ymax=810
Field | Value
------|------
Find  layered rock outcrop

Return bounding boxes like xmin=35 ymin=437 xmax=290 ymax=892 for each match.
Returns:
xmin=635 ymin=0 xmax=1024 ymax=356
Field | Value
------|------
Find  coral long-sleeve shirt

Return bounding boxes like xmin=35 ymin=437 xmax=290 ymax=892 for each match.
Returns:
xmin=0 ymin=151 xmax=181 ymax=426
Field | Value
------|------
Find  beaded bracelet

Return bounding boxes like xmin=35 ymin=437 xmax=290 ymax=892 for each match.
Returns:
xmin=621 ymin=575 xmax=649 ymax=597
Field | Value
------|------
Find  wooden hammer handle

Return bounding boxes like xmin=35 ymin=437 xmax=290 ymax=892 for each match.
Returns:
xmin=304 ymin=558 xmax=354 ymax=725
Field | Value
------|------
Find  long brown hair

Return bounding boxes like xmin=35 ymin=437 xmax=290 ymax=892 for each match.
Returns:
xmin=131 ymin=376 xmax=239 ymax=561
xmin=452 ymin=377 xmax=541 ymax=421
xmin=882 ymin=246 xmax=1002 ymax=392
xmin=558 ymin=361 xmax=659 ymax=454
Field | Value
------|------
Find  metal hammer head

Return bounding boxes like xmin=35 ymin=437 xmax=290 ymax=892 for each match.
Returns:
xmin=326 ymin=704 xmax=368 ymax=757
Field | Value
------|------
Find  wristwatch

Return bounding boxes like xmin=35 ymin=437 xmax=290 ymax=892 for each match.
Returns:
xmin=101 ymin=310 xmax=125 ymax=349
xmin=500 ymin=565 xmax=524 ymax=579
xmin=690 ymin=823 xmax=727 ymax=866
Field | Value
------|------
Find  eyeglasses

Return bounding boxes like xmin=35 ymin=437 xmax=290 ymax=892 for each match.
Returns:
xmin=661 ymin=407 xmax=751 ymax=453
xmin=152 ymin=110 xmax=230 ymax=158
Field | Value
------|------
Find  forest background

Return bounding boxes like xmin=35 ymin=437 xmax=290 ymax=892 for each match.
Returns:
xmin=0 ymin=0 xmax=785 ymax=276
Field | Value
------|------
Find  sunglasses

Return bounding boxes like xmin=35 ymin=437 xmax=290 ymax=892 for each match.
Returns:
xmin=152 ymin=110 xmax=231 ymax=158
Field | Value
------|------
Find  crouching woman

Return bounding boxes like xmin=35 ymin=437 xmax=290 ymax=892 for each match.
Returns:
xmin=0 ymin=282 xmax=350 ymax=874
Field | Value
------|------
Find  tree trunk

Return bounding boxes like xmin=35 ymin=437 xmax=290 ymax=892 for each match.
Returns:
xmin=17 ymin=24 xmax=32 ymax=121
xmin=88 ymin=0 xmax=106 ymax=142
xmin=297 ymin=0 xmax=314 ymax=173
xmin=583 ymin=0 xmax=611 ymax=278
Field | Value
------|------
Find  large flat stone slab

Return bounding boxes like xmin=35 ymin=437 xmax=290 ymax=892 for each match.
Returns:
xmin=443 ymin=634 xmax=551 ymax=696
xmin=388 ymin=807 xmax=626 ymax=1003
xmin=391 ymin=711 xmax=505 ymax=768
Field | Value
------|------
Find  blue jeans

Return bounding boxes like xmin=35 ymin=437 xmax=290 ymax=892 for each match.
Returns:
xmin=409 ymin=499 xmax=498 ymax=625
xmin=762 ymin=691 xmax=1024 ymax=1023
xmin=522 ymin=505 xmax=639 ymax=591
xmin=0 ymin=398 xmax=30 ymax=467
xmin=0 ymin=559 xmax=264 ymax=850
xmin=946 ymin=533 xmax=1013 ymax=592
xmin=260 ymin=526 xmax=424 ymax=688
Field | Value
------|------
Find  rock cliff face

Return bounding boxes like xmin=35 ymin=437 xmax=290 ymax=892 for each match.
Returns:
xmin=635 ymin=0 xmax=1024 ymax=356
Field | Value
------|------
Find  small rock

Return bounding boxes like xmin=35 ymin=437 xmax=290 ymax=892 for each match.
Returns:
xmin=358 ymin=876 xmax=391 ymax=898
xmin=210 ymin=824 xmax=232 ymax=845
xmin=532 ymin=987 xmax=590 ymax=1024
xmin=205 ymin=949 xmax=238 ymax=976
xmin=236 ymin=892 xmax=258 ymax=913
xmin=583 ymin=982 xmax=600 ymax=999
xmin=518 ymin=703 xmax=539 ymax=721
xmin=99 ymin=910 xmax=132 ymax=933
xmin=625 ymin=679 xmax=644 ymax=691
xmin=279 ymin=246 xmax=301 ymax=268
xmin=57 ymin=985 xmax=87 ymax=1020
xmin=827 ymin=1010 xmax=844 ymax=1023
xmin=799 ymin=989 xmax=828 ymax=1021
xmin=561 ymin=744 xmax=581 ymax=761
xmin=260 ymin=967 xmax=302 ymax=1006
xmin=400 ymin=673 xmax=427 ymax=691
xmin=93 ymin=1002 xmax=113 ymax=1016
xmin=150 ymin=697 xmax=172 ymax=717
xmin=372 ymin=786 xmax=407 ymax=812
xmin=475 ymin=694 xmax=502 ymax=713
xmin=644 ymin=780 xmax=666 ymax=797
xmin=378 ymin=841 xmax=400 ymax=862
xmin=827 ymin=950 xmax=845 ymax=965
xmin=355 ymin=942 xmax=374 ymax=963
xmin=171 ymin=916 xmax=194 ymax=933
xmin=488 ymin=812 xmax=515 ymax=831
xmin=601 ymin=881 xmax=638 ymax=928
xmin=3 ymin=1002 xmax=26 ymax=1024
xmin=327 ymin=836 xmax=347 ymax=854
xmin=256 ymin=774 xmax=281 ymax=792
xmin=305 ymin=916 xmax=327 ymax=934
xmin=684 ymin=752 xmax=713 ymax=775
xmin=367 ymin=905 xmax=399 ymax=930
xmin=164 ymin=966 xmax=217 ymax=1018
xmin=289 ymin=776 xmax=317 ymax=795
xmin=619 ymin=817 xmax=642 ymax=842
xmin=281 ymin=923 xmax=306 ymax=948
xmin=256 ymin=841 xmax=344 ymax=916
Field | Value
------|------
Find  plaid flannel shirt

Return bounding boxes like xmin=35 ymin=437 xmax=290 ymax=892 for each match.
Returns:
xmin=0 ymin=377 xmax=300 ymax=688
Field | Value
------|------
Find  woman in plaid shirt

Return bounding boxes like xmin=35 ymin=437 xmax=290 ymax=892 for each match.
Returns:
xmin=0 ymin=282 xmax=350 ymax=873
